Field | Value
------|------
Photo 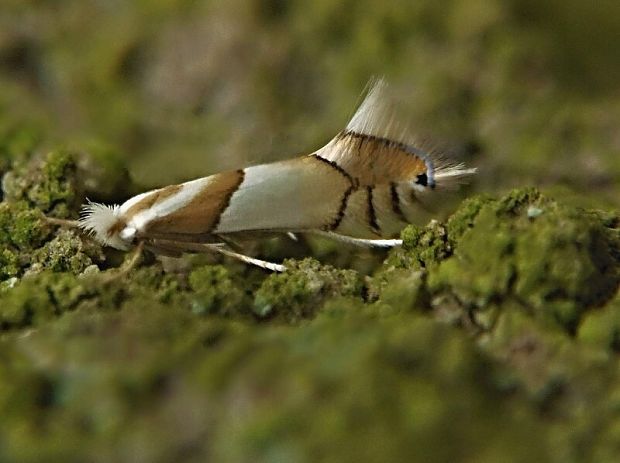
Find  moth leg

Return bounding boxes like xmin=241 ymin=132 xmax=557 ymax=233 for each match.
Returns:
xmin=311 ymin=231 xmax=402 ymax=248
xmin=214 ymin=234 xmax=247 ymax=252
xmin=43 ymin=217 xmax=80 ymax=228
xmin=100 ymin=240 xmax=145 ymax=283
xmin=146 ymin=239 xmax=286 ymax=273
xmin=211 ymin=246 xmax=286 ymax=273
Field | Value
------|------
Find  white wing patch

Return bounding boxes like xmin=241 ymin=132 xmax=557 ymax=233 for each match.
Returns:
xmin=214 ymin=158 xmax=350 ymax=234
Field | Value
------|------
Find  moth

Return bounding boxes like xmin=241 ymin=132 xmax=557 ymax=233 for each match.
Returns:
xmin=79 ymin=80 xmax=475 ymax=272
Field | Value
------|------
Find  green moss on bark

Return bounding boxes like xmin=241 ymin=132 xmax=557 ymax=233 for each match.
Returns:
xmin=425 ymin=189 xmax=619 ymax=333
xmin=2 ymin=150 xmax=81 ymax=217
xmin=0 ymin=201 xmax=50 ymax=250
xmin=0 ymin=171 xmax=618 ymax=461
xmin=397 ymin=219 xmax=451 ymax=269
xmin=189 ymin=265 xmax=248 ymax=317
xmin=253 ymin=258 xmax=364 ymax=322
xmin=0 ymin=272 xmax=94 ymax=330
xmin=0 ymin=201 xmax=51 ymax=279
xmin=578 ymin=295 xmax=620 ymax=352
xmin=0 ymin=146 xmax=618 ymax=463
xmin=31 ymin=229 xmax=103 ymax=274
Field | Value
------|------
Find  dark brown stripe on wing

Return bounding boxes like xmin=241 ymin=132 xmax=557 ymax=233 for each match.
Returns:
xmin=209 ymin=169 xmax=245 ymax=231
xmin=326 ymin=185 xmax=355 ymax=231
xmin=367 ymin=186 xmax=380 ymax=233
xmin=390 ymin=182 xmax=408 ymax=223
xmin=145 ymin=169 xmax=245 ymax=236
xmin=321 ymin=131 xmax=428 ymax=187
xmin=344 ymin=130 xmax=418 ymax=158
xmin=311 ymin=153 xmax=356 ymax=186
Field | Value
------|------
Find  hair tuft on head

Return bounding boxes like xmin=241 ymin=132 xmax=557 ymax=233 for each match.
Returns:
xmin=78 ymin=200 xmax=122 ymax=246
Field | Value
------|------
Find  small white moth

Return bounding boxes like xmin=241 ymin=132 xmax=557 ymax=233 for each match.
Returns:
xmin=79 ymin=79 xmax=475 ymax=271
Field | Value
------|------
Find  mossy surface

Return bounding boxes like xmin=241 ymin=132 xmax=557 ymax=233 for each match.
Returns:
xmin=2 ymin=150 xmax=81 ymax=217
xmin=189 ymin=264 xmax=249 ymax=317
xmin=425 ymin=189 xmax=619 ymax=333
xmin=0 ymin=161 xmax=617 ymax=460
xmin=253 ymin=258 xmax=364 ymax=322
xmin=1 ymin=1 xmax=620 ymax=461
xmin=0 ymin=201 xmax=50 ymax=279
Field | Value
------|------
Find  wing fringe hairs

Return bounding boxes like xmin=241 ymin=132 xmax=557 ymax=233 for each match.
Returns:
xmin=77 ymin=79 xmax=476 ymax=271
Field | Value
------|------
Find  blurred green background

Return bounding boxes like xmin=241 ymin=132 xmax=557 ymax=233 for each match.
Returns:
xmin=1 ymin=0 xmax=619 ymax=203
xmin=1 ymin=1 xmax=620 ymax=462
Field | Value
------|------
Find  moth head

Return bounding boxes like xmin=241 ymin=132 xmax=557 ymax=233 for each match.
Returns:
xmin=79 ymin=201 xmax=134 ymax=251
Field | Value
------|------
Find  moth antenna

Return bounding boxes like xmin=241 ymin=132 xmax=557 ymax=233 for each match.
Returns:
xmin=433 ymin=164 xmax=478 ymax=190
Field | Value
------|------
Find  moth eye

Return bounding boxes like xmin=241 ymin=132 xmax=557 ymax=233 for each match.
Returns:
xmin=415 ymin=173 xmax=428 ymax=187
